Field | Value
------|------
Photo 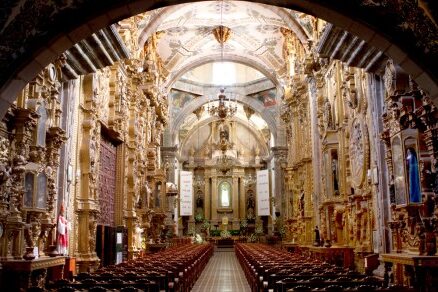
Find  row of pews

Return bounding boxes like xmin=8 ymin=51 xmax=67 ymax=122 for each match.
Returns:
xmin=49 ymin=243 xmax=213 ymax=292
xmin=235 ymin=243 xmax=416 ymax=292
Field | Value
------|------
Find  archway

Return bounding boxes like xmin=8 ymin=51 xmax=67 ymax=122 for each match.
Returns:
xmin=0 ymin=0 xmax=436 ymax=120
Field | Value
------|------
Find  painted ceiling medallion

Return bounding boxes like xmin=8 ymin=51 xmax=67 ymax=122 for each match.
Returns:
xmin=212 ymin=25 xmax=232 ymax=44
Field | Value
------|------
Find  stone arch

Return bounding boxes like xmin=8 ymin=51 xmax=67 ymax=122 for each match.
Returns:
xmin=171 ymin=93 xmax=277 ymax=144
xmin=137 ymin=3 xmax=310 ymax=49
xmin=0 ymin=0 xmax=436 ymax=119
xmin=165 ymin=55 xmax=283 ymax=90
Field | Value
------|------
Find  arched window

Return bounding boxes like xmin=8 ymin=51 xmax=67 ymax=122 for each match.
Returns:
xmin=219 ymin=181 xmax=231 ymax=208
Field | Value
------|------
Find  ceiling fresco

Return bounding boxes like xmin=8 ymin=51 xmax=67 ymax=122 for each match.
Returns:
xmin=0 ymin=0 xmax=436 ymax=115
xmin=137 ymin=1 xmax=311 ymax=85
xmin=134 ymin=1 xmax=309 ymax=137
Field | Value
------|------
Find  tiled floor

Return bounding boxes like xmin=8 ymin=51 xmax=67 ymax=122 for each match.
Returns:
xmin=192 ymin=249 xmax=251 ymax=292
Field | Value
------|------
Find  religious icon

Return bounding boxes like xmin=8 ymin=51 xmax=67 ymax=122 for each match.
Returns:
xmin=299 ymin=190 xmax=305 ymax=217
xmin=314 ymin=225 xmax=321 ymax=246
xmin=332 ymin=159 xmax=339 ymax=194
xmin=406 ymin=147 xmax=421 ymax=203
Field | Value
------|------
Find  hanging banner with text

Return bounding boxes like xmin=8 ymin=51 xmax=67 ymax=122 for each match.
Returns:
xmin=180 ymin=171 xmax=193 ymax=216
xmin=256 ymin=169 xmax=270 ymax=216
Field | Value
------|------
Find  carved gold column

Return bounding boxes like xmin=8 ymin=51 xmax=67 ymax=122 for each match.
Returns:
xmin=125 ymin=91 xmax=137 ymax=258
xmin=76 ymin=74 xmax=100 ymax=272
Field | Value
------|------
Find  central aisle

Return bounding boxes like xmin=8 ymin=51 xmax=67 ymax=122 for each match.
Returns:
xmin=192 ymin=250 xmax=251 ymax=292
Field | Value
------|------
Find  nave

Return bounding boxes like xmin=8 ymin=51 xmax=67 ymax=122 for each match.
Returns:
xmin=191 ymin=249 xmax=250 ymax=292
xmin=46 ymin=242 xmax=415 ymax=292
xmin=0 ymin=1 xmax=438 ymax=291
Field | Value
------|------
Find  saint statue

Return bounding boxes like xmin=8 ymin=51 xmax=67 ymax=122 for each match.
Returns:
xmin=57 ymin=204 xmax=69 ymax=255
xmin=254 ymin=146 xmax=260 ymax=157
xmin=299 ymin=190 xmax=305 ymax=217
xmin=220 ymin=127 xmax=229 ymax=142
xmin=323 ymin=98 xmax=333 ymax=130
xmin=332 ymin=159 xmax=339 ymax=194
xmin=406 ymin=148 xmax=421 ymax=203
xmin=314 ymin=226 xmax=321 ymax=246
xmin=196 ymin=194 xmax=204 ymax=209
xmin=389 ymin=175 xmax=396 ymax=204
xmin=247 ymin=192 xmax=255 ymax=210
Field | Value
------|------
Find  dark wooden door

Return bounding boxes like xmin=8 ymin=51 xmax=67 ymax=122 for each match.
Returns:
xmin=98 ymin=136 xmax=117 ymax=226
xmin=96 ymin=135 xmax=117 ymax=267
xmin=96 ymin=225 xmax=116 ymax=267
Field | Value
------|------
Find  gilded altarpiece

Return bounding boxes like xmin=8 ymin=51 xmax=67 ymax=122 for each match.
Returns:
xmin=72 ymin=21 xmax=169 ymax=269
xmin=0 ymin=61 xmax=67 ymax=289
xmin=379 ymin=60 xmax=438 ymax=289
xmin=281 ymin=75 xmax=314 ymax=244
xmin=314 ymin=63 xmax=377 ymax=272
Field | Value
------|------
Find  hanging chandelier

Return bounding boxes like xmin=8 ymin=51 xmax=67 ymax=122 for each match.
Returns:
xmin=207 ymin=4 xmax=235 ymax=121
xmin=207 ymin=88 xmax=237 ymax=120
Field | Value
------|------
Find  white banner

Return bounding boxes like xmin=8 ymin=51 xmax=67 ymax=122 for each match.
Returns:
xmin=180 ymin=171 xmax=193 ymax=216
xmin=256 ymin=169 xmax=270 ymax=216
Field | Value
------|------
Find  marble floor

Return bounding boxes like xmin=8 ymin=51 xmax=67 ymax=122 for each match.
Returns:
xmin=191 ymin=249 xmax=251 ymax=292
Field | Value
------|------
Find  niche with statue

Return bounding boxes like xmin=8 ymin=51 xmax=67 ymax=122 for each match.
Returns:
xmin=390 ymin=129 xmax=422 ymax=206
xmin=195 ymin=190 xmax=204 ymax=223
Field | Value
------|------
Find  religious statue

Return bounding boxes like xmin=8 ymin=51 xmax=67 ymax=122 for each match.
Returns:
xmin=196 ymin=194 xmax=204 ymax=209
xmin=254 ymin=146 xmax=260 ymax=157
xmin=406 ymin=148 xmax=421 ymax=203
xmin=332 ymin=159 xmax=339 ymax=194
xmin=56 ymin=204 xmax=69 ymax=255
xmin=189 ymin=146 xmax=195 ymax=157
xmin=220 ymin=127 xmax=229 ymax=143
xmin=254 ymin=146 xmax=260 ymax=164
xmin=189 ymin=146 xmax=195 ymax=165
xmin=280 ymin=27 xmax=297 ymax=78
xmin=314 ymin=225 xmax=321 ymax=246
xmin=323 ymin=98 xmax=333 ymax=130
xmin=138 ymin=182 xmax=150 ymax=209
xmin=247 ymin=192 xmax=255 ymax=210
xmin=299 ymin=190 xmax=305 ymax=217
xmin=154 ymin=188 xmax=161 ymax=208
xmin=389 ymin=175 xmax=396 ymax=204
xmin=144 ymin=182 xmax=154 ymax=209
xmin=246 ymin=192 xmax=255 ymax=220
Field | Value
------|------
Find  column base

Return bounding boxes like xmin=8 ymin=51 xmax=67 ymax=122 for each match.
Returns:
xmin=75 ymin=252 xmax=100 ymax=273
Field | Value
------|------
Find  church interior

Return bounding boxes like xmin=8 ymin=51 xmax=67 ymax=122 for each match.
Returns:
xmin=0 ymin=0 xmax=437 ymax=291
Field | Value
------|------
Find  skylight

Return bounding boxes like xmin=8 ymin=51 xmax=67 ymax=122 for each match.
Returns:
xmin=181 ymin=62 xmax=265 ymax=85
xmin=212 ymin=62 xmax=236 ymax=86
